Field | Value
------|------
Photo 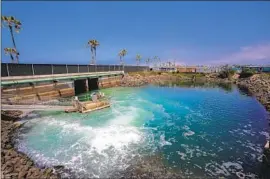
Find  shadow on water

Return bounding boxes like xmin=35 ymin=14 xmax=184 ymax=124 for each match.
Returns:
xmin=238 ymin=85 xmax=253 ymax=97
xmin=155 ymin=80 xmax=238 ymax=93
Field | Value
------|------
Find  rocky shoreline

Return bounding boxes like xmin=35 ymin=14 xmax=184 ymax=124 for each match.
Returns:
xmin=2 ymin=72 xmax=270 ymax=179
xmin=1 ymin=110 xmax=59 ymax=179
xmin=121 ymin=72 xmax=270 ymax=113
xmin=236 ymin=74 xmax=270 ymax=111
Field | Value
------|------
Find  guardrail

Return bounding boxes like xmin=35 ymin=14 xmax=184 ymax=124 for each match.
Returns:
xmin=1 ymin=63 xmax=149 ymax=77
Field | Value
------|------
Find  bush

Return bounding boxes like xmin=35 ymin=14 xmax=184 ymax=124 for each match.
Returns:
xmin=158 ymin=72 xmax=161 ymax=75
xmin=239 ymin=68 xmax=255 ymax=78
xmin=218 ymin=67 xmax=235 ymax=79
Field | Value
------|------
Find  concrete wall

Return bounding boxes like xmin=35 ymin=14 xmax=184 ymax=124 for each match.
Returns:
xmin=1 ymin=75 xmax=123 ymax=104
xmin=1 ymin=82 xmax=75 ymax=104
xmin=98 ymin=76 xmax=122 ymax=89
xmin=1 ymin=63 xmax=149 ymax=77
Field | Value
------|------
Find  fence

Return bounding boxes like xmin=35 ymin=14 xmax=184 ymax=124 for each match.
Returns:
xmin=1 ymin=63 xmax=149 ymax=77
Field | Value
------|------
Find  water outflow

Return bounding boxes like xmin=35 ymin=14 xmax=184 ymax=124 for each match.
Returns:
xmin=16 ymin=84 xmax=269 ymax=178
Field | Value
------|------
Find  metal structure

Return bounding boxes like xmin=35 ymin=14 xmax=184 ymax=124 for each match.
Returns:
xmin=1 ymin=63 xmax=149 ymax=77
xmin=1 ymin=71 xmax=123 ymax=86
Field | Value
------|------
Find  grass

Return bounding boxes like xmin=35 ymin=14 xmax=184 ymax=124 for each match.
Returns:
xmin=128 ymin=71 xmax=206 ymax=78
xmin=171 ymin=72 xmax=206 ymax=78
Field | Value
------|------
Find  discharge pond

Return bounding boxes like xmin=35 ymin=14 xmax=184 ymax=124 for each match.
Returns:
xmin=15 ymin=83 xmax=269 ymax=178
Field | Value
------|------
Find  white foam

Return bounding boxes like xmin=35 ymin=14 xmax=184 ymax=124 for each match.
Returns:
xmin=259 ymin=131 xmax=270 ymax=140
xmin=205 ymin=162 xmax=231 ymax=176
xmin=159 ymin=134 xmax=172 ymax=147
xmin=18 ymin=108 xmax=146 ymax=178
xmin=89 ymin=126 xmax=142 ymax=153
xmin=236 ymin=172 xmax=245 ymax=179
xmin=222 ymin=162 xmax=243 ymax=170
xmin=177 ymin=151 xmax=187 ymax=160
xmin=183 ymin=130 xmax=195 ymax=137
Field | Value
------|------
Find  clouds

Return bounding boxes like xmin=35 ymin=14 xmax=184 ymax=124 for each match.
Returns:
xmin=171 ymin=43 xmax=270 ymax=66
xmin=212 ymin=43 xmax=270 ymax=65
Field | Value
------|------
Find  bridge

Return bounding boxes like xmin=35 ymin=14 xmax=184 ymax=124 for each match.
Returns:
xmin=1 ymin=63 xmax=148 ymax=109
xmin=1 ymin=71 xmax=124 ymax=86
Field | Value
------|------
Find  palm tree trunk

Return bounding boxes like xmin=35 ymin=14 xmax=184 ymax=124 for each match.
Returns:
xmin=94 ymin=47 xmax=97 ymax=65
xmin=123 ymin=57 xmax=125 ymax=72
xmin=9 ymin=25 xmax=17 ymax=49
xmin=89 ymin=48 xmax=92 ymax=64
xmin=15 ymin=53 xmax=19 ymax=63
xmin=94 ymin=49 xmax=97 ymax=72
xmin=91 ymin=48 xmax=95 ymax=65
xmin=9 ymin=25 xmax=19 ymax=63
xmin=9 ymin=53 xmax=14 ymax=63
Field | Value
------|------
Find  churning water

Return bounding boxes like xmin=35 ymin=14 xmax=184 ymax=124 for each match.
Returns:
xmin=15 ymin=83 xmax=269 ymax=178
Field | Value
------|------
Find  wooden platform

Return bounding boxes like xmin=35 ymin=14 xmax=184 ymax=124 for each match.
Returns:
xmin=65 ymin=100 xmax=110 ymax=113
xmin=81 ymin=103 xmax=110 ymax=113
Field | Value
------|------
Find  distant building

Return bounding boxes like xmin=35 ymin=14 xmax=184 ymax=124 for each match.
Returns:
xmin=263 ymin=67 xmax=270 ymax=72
xmin=176 ymin=66 xmax=197 ymax=73
xmin=242 ymin=66 xmax=270 ymax=73
xmin=158 ymin=67 xmax=176 ymax=72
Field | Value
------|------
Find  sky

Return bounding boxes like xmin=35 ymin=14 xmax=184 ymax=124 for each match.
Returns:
xmin=2 ymin=1 xmax=270 ymax=66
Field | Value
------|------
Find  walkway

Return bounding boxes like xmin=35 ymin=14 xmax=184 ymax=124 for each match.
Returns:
xmin=2 ymin=104 xmax=72 ymax=111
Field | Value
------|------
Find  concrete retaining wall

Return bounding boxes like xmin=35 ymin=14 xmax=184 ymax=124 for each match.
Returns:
xmin=1 ymin=76 xmax=123 ymax=104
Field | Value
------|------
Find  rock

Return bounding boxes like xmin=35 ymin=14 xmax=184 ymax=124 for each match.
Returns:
xmin=43 ymin=168 xmax=53 ymax=177
xmin=53 ymin=165 xmax=64 ymax=170
xmin=26 ymin=161 xmax=33 ymax=167
xmin=20 ymin=158 xmax=28 ymax=165
xmin=1 ymin=110 xmax=23 ymax=121
xmin=13 ymin=122 xmax=22 ymax=128
xmin=5 ymin=155 xmax=12 ymax=161
xmin=2 ymin=161 xmax=14 ymax=174
xmin=3 ymin=172 xmax=18 ymax=178
xmin=5 ymin=144 xmax=12 ymax=149
xmin=18 ymin=170 xmax=28 ymax=179
xmin=27 ymin=167 xmax=41 ymax=178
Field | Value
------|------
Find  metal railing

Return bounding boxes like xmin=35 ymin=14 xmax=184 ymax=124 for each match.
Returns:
xmin=1 ymin=63 xmax=149 ymax=77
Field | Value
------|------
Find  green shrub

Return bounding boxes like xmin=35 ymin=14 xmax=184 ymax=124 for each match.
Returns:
xmin=218 ymin=68 xmax=235 ymax=79
xmin=239 ymin=68 xmax=255 ymax=78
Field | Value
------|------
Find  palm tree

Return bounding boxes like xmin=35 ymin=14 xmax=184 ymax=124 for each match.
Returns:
xmin=2 ymin=16 xmax=22 ymax=63
xmin=119 ymin=49 xmax=127 ymax=70
xmin=136 ymin=54 xmax=141 ymax=66
xmin=87 ymin=39 xmax=99 ymax=65
xmin=4 ymin=47 xmax=18 ymax=63
xmin=119 ymin=49 xmax=127 ymax=64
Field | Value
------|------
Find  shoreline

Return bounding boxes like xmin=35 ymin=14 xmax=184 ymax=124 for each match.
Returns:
xmin=1 ymin=72 xmax=270 ymax=178
xmin=1 ymin=110 xmax=59 ymax=178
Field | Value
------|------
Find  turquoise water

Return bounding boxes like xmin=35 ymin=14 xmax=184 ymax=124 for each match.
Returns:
xmin=16 ymin=83 xmax=269 ymax=178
